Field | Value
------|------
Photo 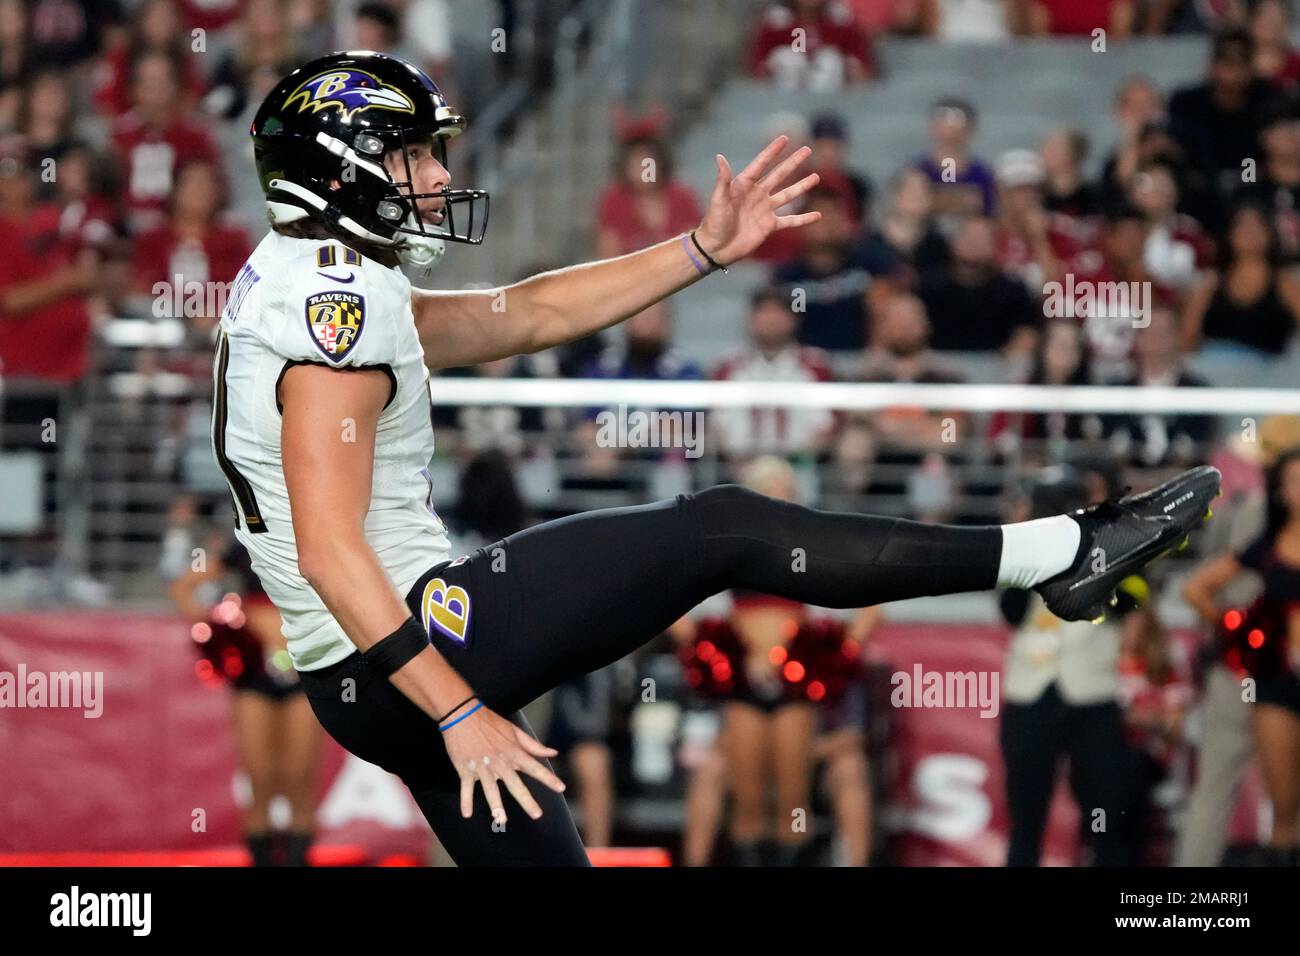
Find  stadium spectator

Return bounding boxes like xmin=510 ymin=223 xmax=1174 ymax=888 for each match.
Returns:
xmin=0 ymin=137 xmax=98 ymax=386
xmin=353 ymin=1 xmax=403 ymax=54
xmin=711 ymin=287 xmax=836 ymax=460
xmin=179 ymin=0 xmax=244 ymax=33
xmin=1181 ymin=199 xmax=1300 ymax=358
xmin=750 ymin=111 xmax=813 ymax=265
xmin=1101 ymin=304 xmax=1215 ymax=468
xmin=1248 ymin=0 xmax=1300 ymax=91
xmin=1099 ymin=75 xmax=1167 ymax=201
xmin=205 ymin=0 xmax=302 ymax=121
xmin=993 ymin=147 xmax=1089 ymax=292
xmin=574 ymin=301 xmax=701 ymax=496
xmin=1112 ymin=111 xmax=1224 ymax=232
xmin=1143 ymin=0 xmax=1244 ymax=35
xmin=0 ymin=0 xmax=32 ymax=131
xmin=27 ymin=0 xmax=123 ymax=69
xmin=16 ymin=68 xmax=77 ymax=167
xmin=913 ymin=97 xmax=996 ymax=218
xmin=110 ymin=49 xmax=222 ymax=234
xmin=772 ymin=182 xmax=898 ymax=353
xmin=853 ymin=294 xmax=966 ymax=519
xmin=808 ymin=111 xmax=872 ymax=224
xmin=39 ymin=141 xmax=120 ymax=329
xmin=391 ymin=0 xmax=455 ymax=88
xmin=595 ymin=132 xmax=703 ymax=259
xmin=1070 ymin=199 xmax=1180 ymax=383
xmin=920 ymin=214 xmax=1039 ymax=353
xmin=350 ymin=0 xmax=458 ymax=109
xmin=286 ymin=0 xmax=335 ymax=55
xmin=451 ymin=448 xmax=529 ymax=553
xmin=1040 ymin=127 xmax=1100 ymax=218
xmin=845 ymin=0 xmax=938 ymax=35
xmin=990 ymin=319 xmax=1098 ymax=459
xmin=861 ymin=167 xmax=949 ymax=285
xmin=580 ymin=299 xmax=701 ymax=383
xmin=858 ymin=292 xmax=964 ymax=387
xmin=1169 ymin=28 xmax=1278 ymax=202
xmin=433 ymin=350 xmax=563 ymax=460
xmin=1130 ymin=158 xmax=1216 ymax=293
xmin=932 ymin=0 xmax=1013 ymax=40
xmin=93 ymin=0 xmax=207 ymax=117
xmin=1019 ymin=0 xmax=1136 ymax=37
xmin=1234 ymin=97 xmax=1300 ymax=262
xmin=131 ymin=159 xmax=252 ymax=337
xmin=747 ymin=0 xmax=875 ymax=91
xmin=43 ymin=143 xmax=116 ymax=244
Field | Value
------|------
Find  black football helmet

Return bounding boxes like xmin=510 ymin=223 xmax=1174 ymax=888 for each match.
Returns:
xmin=251 ymin=51 xmax=488 ymax=249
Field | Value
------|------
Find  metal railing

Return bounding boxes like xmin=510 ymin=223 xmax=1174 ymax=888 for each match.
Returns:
xmin=4 ymin=320 xmax=1279 ymax=604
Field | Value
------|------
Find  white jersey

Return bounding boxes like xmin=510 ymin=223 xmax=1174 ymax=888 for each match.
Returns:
xmin=212 ymin=230 xmax=451 ymax=671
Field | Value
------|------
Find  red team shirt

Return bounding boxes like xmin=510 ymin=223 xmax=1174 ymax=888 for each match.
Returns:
xmin=596 ymin=181 xmax=703 ymax=256
xmin=747 ymin=2 xmax=875 ymax=87
xmin=111 ymin=112 xmax=221 ymax=233
xmin=92 ymin=45 xmax=208 ymax=116
xmin=0 ymin=203 xmax=92 ymax=383
xmin=131 ymin=219 xmax=254 ymax=292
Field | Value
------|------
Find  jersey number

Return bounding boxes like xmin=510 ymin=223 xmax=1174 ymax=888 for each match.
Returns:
xmin=213 ymin=332 xmax=268 ymax=533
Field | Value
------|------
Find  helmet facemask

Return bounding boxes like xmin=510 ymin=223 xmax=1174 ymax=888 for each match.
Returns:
xmin=377 ymin=130 xmax=488 ymax=247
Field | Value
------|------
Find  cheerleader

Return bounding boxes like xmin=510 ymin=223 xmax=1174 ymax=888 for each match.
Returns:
xmin=1184 ymin=448 xmax=1300 ymax=864
xmin=170 ymin=526 xmax=322 ymax=866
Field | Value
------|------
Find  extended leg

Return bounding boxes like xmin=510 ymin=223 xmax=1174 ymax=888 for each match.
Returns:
xmin=425 ymin=484 xmax=1006 ymax=713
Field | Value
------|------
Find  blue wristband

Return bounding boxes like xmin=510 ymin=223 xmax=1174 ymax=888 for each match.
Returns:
xmin=682 ymin=233 xmax=710 ymax=275
xmin=439 ymin=700 xmax=483 ymax=733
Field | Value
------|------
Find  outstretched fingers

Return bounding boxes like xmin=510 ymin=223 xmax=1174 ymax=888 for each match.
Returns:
xmin=735 ymin=134 xmax=790 ymax=184
xmin=496 ymin=763 xmax=544 ymax=820
xmin=514 ymin=727 xmax=566 ymax=792
xmin=768 ymin=171 xmax=820 ymax=209
xmin=713 ymin=152 xmax=734 ymax=185
xmin=774 ymin=210 xmax=823 ymax=231
xmin=758 ymin=144 xmax=813 ymax=191
xmin=476 ymin=758 xmax=508 ymax=824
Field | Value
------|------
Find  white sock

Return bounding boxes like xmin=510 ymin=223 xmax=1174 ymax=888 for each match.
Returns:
xmin=996 ymin=515 xmax=1082 ymax=589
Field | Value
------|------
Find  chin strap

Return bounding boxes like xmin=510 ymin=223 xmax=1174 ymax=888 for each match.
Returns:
xmin=399 ymin=218 xmax=446 ymax=278
xmin=267 ymin=180 xmax=446 ymax=278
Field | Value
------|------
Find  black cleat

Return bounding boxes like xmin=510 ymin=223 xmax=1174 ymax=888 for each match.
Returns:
xmin=1034 ymin=465 xmax=1221 ymax=623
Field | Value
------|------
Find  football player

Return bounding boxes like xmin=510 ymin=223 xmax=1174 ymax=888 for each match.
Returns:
xmin=215 ymin=51 xmax=1220 ymax=864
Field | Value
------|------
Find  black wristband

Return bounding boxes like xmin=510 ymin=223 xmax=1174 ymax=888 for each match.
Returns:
xmin=437 ymin=694 xmax=478 ymax=723
xmin=690 ymin=230 xmax=728 ymax=274
xmin=362 ymin=616 xmax=430 ymax=678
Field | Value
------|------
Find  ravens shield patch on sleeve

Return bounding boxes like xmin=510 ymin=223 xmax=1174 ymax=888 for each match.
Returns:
xmin=305 ymin=291 xmax=366 ymax=361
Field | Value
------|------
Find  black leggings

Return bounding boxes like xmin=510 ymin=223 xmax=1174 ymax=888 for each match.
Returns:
xmin=299 ymin=484 xmax=1002 ymax=865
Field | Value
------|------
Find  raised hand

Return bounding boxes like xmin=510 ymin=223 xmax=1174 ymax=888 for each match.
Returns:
xmin=693 ymin=135 xmax=822 ymax=268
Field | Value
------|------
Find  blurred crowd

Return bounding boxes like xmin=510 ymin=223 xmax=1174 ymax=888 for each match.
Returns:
xmin=3 ymin=2 xmax=1300 ymax=523
xmin=2 ymin=0 xmax=1300 ymax=865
